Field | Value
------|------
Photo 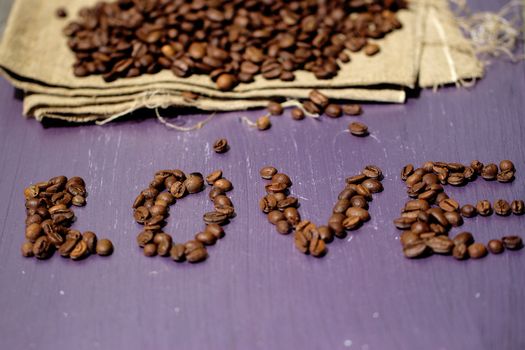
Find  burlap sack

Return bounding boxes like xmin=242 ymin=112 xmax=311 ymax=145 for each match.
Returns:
xmin=0 ymin=0 xmax=422 ymax=92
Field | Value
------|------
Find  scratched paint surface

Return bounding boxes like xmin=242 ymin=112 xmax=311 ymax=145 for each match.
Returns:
xmin=0 ymin=1 xmax=524 ymax=349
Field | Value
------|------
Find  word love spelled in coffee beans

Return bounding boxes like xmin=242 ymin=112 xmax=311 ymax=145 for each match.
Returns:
xmin=133 ymin=169 xmax=235 ymax=263
xmin=259 ymin=165 xmax=383 ymax=258
xmin=64 ymin=0 xmax=406 ymax=90
xmin=22 ymin=176 xmax=113 ymax=260
xmin=395 ymin=160 xmax=523 ymax=260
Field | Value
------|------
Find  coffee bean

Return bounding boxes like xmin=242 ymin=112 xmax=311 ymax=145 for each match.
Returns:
xmin=343 ymin=104 xmax=362 ymax=116
xmin=496 ymin=170 xmax=515 ymax=183
xmin=186 ymin=247 xmax=208 ymax=263
xmin=276 ymin=220 xmax=291 ymax=234
xmin=453 ymin=232 xmax=474 ymax=246
xmin=134 ymin=206 xmax=150 ymax=224
xmin=447 ymin=173 xmax=465 ymax=186
xmin=471 ymin=160 xmax=484 ymax=174
xmin=56 ymin=7 xmax=67 ymax=18
xmin=468 ymin=243 xmax=487 ymax=259
xmin=345 ymin=207 xmax=370 ymax=222
xmin=511 ymin=200 xmax=524 ymax=215
xmin=277 ymin=197 xmax=298 ymax=210
xmin=364 ymin=43 xmax=380 ymax=56
xmin=309 ymin=232 xmax=327 ymax=257
xmin=361 ymin=179 xmax=383 ymax=193
xmin=476 ymin=200 xmax=492 ymax=216
xmin=96 ymin=239 xmax=113 ymax=256
xmin=481 ymin=164 xmax=498 ymax=180
xmin=401 ymin=164 xmax=414 ymax=181
xmin=333 ymin=199 xmax=351 ymax=214
xmin=170 ymin=244 xmax=186 ymax=262
xmin=452 ymin=243 xmax=468 ymax=260
xmin=348 ymin=122 xmax=368 ymax=136
xmin=494 ymin=199 xmax=511 ymax=216
xmin=260 ymin=195 xmax=278 ymax=213
xmin=216 ymin=74 xmax=237 ymax=91
xmin=265 ymin=182 xmax=287 ymax=194
xmin=303 ymin=101 xmax=321 ymax=115
xmin=69 ymin=240 xmax=88 ymax=260
xmin=256 ymin=116 xmax=271 ymax=131
xmin=208 ymin=186 xmax=224 ymax=201
xmin=317 ymin=226 xmax=334 ymax=243
xmin=404 ymin=199 xmax=430 ymax=212
xmin=271 ymin=173 xmax=292 ymax=187
xmin=403 ymin=241 xmax=427 ymax=258
xmin=502 ymin=236 xmax=523 ymax=250
xmin=195 ymin=231 xmax=217 ymax=246
xmin=268 ymin=210 xmax=285 ymax=225
xmin=325 ymin=104 xmax=342 ymax=118
xmin=184 ymin=173 xmax=204 ymax=194
xmin=487 ymin=239 xmax=504 ymax=254
xmin=426 ymin=236 xmax=454 ymax=254
xmin=58 ymin=238 xmax=77 ymax=257
xmin=32 ymin=236 xmax=53 ymax=259
xmin=309 ymin=90 xmax=329 ymax=109
xmin=294 ymin=230 xmax=310 ymax=254
xmin=460 ymin=204 xmax=477 ymax=218
xmin=213 ymin=138 xmax=229 ymax=154
xmin=328 ymin=213 xmax=345 ymax=236
xmin=393 ymin=217 xmax=415 ymax=230
xmin=267 ymin=101 xmax=283 ymax=116
xmin=444 ymin=211 xmax=462 ymax=227
xmin=427 ymin=208 xmax=449 ymax=227
xmin=362 ymin=165 xmax=383 ymax=180
xmin=137 ymin=230 xmax=154 ymax=247
xmin=25 ymin=223 xmax=42 ymax=242
xmin=346 ymin=174 xmax=368 ymax=184
xmin=410 ymin=221 xmax=430 ymax=234
xmin=343 ymin=216 xmax=361 ymax=230
xmin=203 ymin=211 xmax=228 ymax=225
xmin=72 ymin=195 xmax=86 ymax=207
xmin=499 ymin=160 xmax=515 ymax=172
xmin=291 ymin=108 xmax=305 ymax=120
xmin=283 ymin=207 xmax=300 ymax=226
xmin=143 ymin=243 xmax=157 ymax=257
xmin=21 ymin=241 xmax=34 ymax=257
xmin=205 ymin=170 xmax=222 ymax=186
xmin=82 ymin=231 xmax=97 ymax=254
xmin=260 ymin=166 xmax=278 ymax=180
xmin=205 ymin=224 xmax=224 ymax=239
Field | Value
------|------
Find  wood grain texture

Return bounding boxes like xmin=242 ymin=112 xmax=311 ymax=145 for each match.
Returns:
xmin=0 ymin=1 xmax=524 ymax=349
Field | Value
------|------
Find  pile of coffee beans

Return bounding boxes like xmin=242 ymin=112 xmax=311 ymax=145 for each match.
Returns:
xmin=22 ymin=176 xmax=113 ymax=260
xmin=133 ymin=169 xmax=234 ymax=263
xmin=394 ymin=160 xmax=523 ymax=260
xmin=259 ymin=165 xmax=383 ymax=257
xmin=63 ymin=0 xmax=405 ymax=90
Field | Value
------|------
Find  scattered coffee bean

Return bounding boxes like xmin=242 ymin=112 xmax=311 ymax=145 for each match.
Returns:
xmin=143 ymin=243 xmax=157 ymax=257
xmin=481 ymin=163 xmax=498 ymax=180
xmin=511 ymin=200 xmax=524 ymax=215
xmin=502 ymin=236 xmax=523 ymax=250
xmin=267 ymin=101 xmax=283 ymax=116
xmin=460 ymin=204 xmax=477 ymax=218
xmin=476 ymin=200 xmax=492 ymax=216
xmin=21 ymin=241 xmax=34 ymax=257
xmin=468 ymin=243 xmax=487 ymax=259
xmin=213 ymin=138 xmax=229 ymax=154
xmin=96 ymin=239 xmax=114 ymax=256
xmin=343 ymin=104 xmax=362 ymax=116
xmin=494 ymin=199 xmax=511 ymax=216
xmin=487 ymin=239 xmax=504 ymax=254
xmin=256 ymin=116 xmax=271 ymax=131
xmin=325 ymin=104 xmax=342 ymax=118
xmin=452 ymin=243 xmax=468 ymax=260
xmin=291 ymin=108 xmax=305 ymax=121
xmin=260 ymin=166 xmax=278 ymax=180
xmin=348 ymin=122 xmax=369 ymax=136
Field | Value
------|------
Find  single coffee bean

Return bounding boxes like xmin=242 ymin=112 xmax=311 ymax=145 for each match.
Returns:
xmin=348 ymin=122 xmax=368 ymax=136
xmin=267 ymin=101 xmax=283 ymax=116
xmin=186 ymin=247 xmax=208 ymax=263
xmin=502 ymin=236 xmax=523 ymax=250
xmin=342 ymin=104 xmax=362 ymax=116
xmin=214 ymin=195 xmax=233 ymax=209
xmin=150 ymin=204 xmax=168 ymax=217
xmin=58 ymin=239 xmax=77 ymax=257
xmin=213 ymin=138 xmax=229 ymax=153
xmin=361 ymin=179 xmax=383 ymax=193
xmin=401 ymin=164 xmax=414 ymax=181
xmin=452 ymin=243 xmax=468 ymax=260
xmin=463 ymin=166 xmax=476 ymax=181
xmin=214 ymin=178 xmax=233 ymax=192
xmin=203 ymin=211 xmax=229 ymax=225
xmin=328 ymin=213 xmax=345 ymax=237
xmin=309 ymin=232 xmax=327 ymax=257
xmin=325 ymin=104 xmax=342 ymax=118
xmin=216 ymin=74 xmax=237 ymax=91
xmin=283 ymin=207 xmax=300 ymax=226
xmin=426 ymin=236 xmax=454 ymax=254
xmin=260 ymin=195 xmax=278 ymax=213
xmin=32 ymin=236 xmax=53 ymax=259
xmin=25 ymin=223 xmax=42 ymax=242
xmin=291 ymin=108 xmax=305 ymax=120
xmin=81 ymin=231 xmax=97 ymax=254
xmin=260 ymin=166 xmax=278 ymax=180
xmin=410 ymin=221 xmax=430 ymax=234
xmin=333 ymin=199 xmax=351 ymax=214
xmin=134 ymin=206 xmax=150 ymax=224
xmin=271 ymin=173 xmax=292 ymax=187
xmin=21 ymin=241 xmax=34 ymax=257
xmin=346 ymin=174 xmax=367 ymax=184
xmin=184 ymin=173 xmax=204 ymax=194
xmin=143 ymin=243 xmax=157 ymax=257
xmin=460 ymin=204 xmax=477 ymax=218
xmin=364 ymin=43 xmax=380 ymax=56
xmin=429 ymin=223 xmax=447 ymax=235
xmin=499 ymin=160 xmax=515 ymax=172
xmin=403 ymin=241 xmax=427 ymax=258
xmin=400 ymin=231 xmax=420 ymax=247
xmin=268 ymin=210 xmax=285 ymax=225
xmin=256 ymin=116 xmax=271 ymax=131
xmin=137 ymin=231 xmax=154 ymax=248
xmin=277 ymin=197 xmax=298 ymax=210
xmin=206 ymin=170 xmax=223 ymax=185
xmin=276 ymin=220 xmax=291 ymax=234
xmin=294 ymin=230 xmax=311 ymax=254
xmin=309 ymin=90 xmax=329 ymax=109
xmin=404 ymin=199 xmax=430 ymax=212
xmin=205 ymin=224 xmax=224 ymax=239
xmin=405 ymin=172 xmax=423 ymax=187
xmin=444 ymin=211 xmax=462 ymax=227
xmin=468 ymin=243 xmax=487 ymax=259
xmin=302 ymin=101 xmax=321 ymax=115
xmin=476 ymin=200 xmax=492 ymax=216
xmin=393 ymin=217 xmax=415 ymax=230
xmin=453 ymin=232 xmax=474 ymax=246
xmin=343 ymin=216 xmax=361 ymax=230
xmin=427 ymin=208 xmax=449 ymax=227
xmin=70 ymin=240 xmax=89 ymax=260
xmin=511 ymin=200 xmax=524 ymax=215
xmin=481 ymin=164 xmax=498 ymax=180
xmin=72 ymin=195 xmax=86 ymax=207
xmin=471 ymin=160 xmax=484 ymax=174
xmin=362 ymin=165 xmax=382 ymax=180
xmin=170 ymin=244 xmax=186 ymax=262
xmin=497 ymin=170 xmax=515 ymax=183
xmin=96 ymin=239 xmax=113 ymax=256
xmin=195 ymin=231 xmax=217 ymax=246
xmin=345 ymin=207 xmax=370 ymax=222
xmin=447 ymin=173 xmax=465 ymax=186
xmin=356 ymin=184 xmax=372 ymax=201
xmin=317 ymin=226 xmax=334 ymax=243
xmin=338 ymin=188 xmax=356 ymax=200
xmin=208 ymin=186 xmax=224 ymax=201
xmin=169 ymin=181 xmax=187 ymax=198
xmin=133 ymin=193 xmax=145 ymax=209
xmin=487 ymin=239 xmax=504 ymax=254
xmin=494 ymin=199 xmax=511 ymax=216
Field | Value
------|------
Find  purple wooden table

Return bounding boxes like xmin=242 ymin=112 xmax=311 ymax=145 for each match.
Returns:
xmin=0 ymin=5 xmax=524 ymax=350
